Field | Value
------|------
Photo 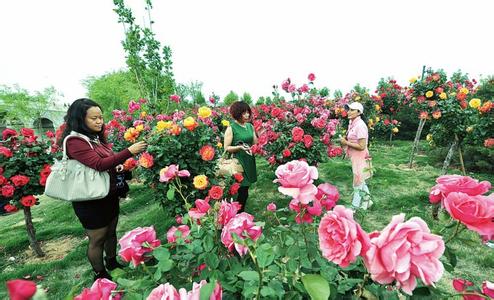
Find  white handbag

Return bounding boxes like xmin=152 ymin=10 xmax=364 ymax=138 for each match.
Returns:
xmin=44 ymin=132 xmax=110 ymax=202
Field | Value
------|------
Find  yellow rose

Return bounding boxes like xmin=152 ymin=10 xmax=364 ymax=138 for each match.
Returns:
xmin=375 ymin=116 xmax=380 ymax=122
xmin=426 ymin=134 xmax=433 ymax=141
xmin=439 ymin=92 xmax=447 ymax=100
xmin=460 ymin=87 xmax=469 ymax=95
xmin=193 ymin=175 xmax=209 ymax=190
xmin=409 ymin=77 xmax=418 ymax=83
xmin=197 ymin=106 xmax=212 ymax=118
xmin=136 ymin=124 xmax=144 ymax=132
xmin=156 ymin=121 xmax=168 ymax=132
xmin=217 ymin=142 xmax=223 ymax=148
xmin=425 ymin=91 xmax=434 ymax=98
xmin=466 ymin=126 xmax=473 ymax=133
xmin=392 ymin=127 xmax=399 ymax=133
xmin=375 ymin=104 xmax=381 ymax=111
xmin=221 ymin=119 xmax=230 ymax=127
xmin=355 ymin=96 xmax=361 ymax=101
xmin=183 ymin=117 xmax=198 ymax=131
xmin=469 ymin=98 xmax=481 ymax=109
xmin=140 ymin=111 xmax=147 ymax=118
xmin=124 ymin=127 xmax=138 ymax=142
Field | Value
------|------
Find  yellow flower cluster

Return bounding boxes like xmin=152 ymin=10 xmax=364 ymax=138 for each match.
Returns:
xmin=156 ymin=121 xmax=173 ymax=132
xmin=459 ymin=87 xmax=469 ymax=95
xmin=439 ymin=92 xmax=447 ymax=100
xmin=221 ymin=120 xmax=230 ymax=127
xmin=425 ymin=91 xmax=434 ymax=98
xmin=193 ymin=175 xmax=208 ymax=190
xmin=469 ymin=98 xmax=481 ymax=109
xmin=198 ymin=106 xmax=212 ymax=118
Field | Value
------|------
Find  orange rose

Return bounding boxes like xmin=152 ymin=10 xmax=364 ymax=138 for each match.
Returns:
xmin=169 ymin=124 xmax=182 ymax=136
xmin=139 ymin=152 xmax=154 ymax=169
xmin=199 ymin=145 xmax=215 ymax=161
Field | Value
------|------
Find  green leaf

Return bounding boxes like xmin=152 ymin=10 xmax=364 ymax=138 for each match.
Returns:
xmin=301 ymin=274 xmax=330 ymax=300
xmin=238 ymin=270 xmax=260 ymax=281
xmin=166 ymin=186 xmax=175 ymax=200
xmin=205 ymin=253 xmax=220 ymax=269
xmin=336 ymin=278 xmax=363 ymax=294
xmin=152 ymin=247 xmax=170 ymax=261
xmin=203 ymin=234 xmax=214 ymax=252
xmin=256 ymin=243 xmax=275 ymax=268
xmin=199 ymin=280 xmax=216 ymax=300
xmin=260 ymin=286 xmax=276 ymax=297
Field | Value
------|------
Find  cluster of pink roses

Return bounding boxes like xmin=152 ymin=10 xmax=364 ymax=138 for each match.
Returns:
xmin=274 ymin=160 xmax=339 ymax=223
xmin=147 ymin=280 xmax=222 ymax=300
xmin=318 ymin=206 xmax=445 ymax=295
xmin=429 ymin=175 xmax=494 ymax=241
xmin=118 ymin=226 xmax=161 ymax=267
xmin=74 ymin=278 xmax=121 ymax=300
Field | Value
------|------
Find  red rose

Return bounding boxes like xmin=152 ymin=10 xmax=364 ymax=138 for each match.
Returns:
xmin=2 ymin=128 xmax=17 ymax=140
xmin=308 ymin=73 xmax=316 ymax=82
xmin=45 ymin=131 xmax=55 ymax=138
xmin=20 ymin=195 xmax=37 ymax=207
xmin=7 ymin=279 xmax=37 ymax=300
xmin=229 ymin=183 xmax=240 ymax=195
xmin=20 ymin=128 xmax=35 ymax=137
xmin=233 ymin=173 xmax=244 ymax=183
xmin=0 ymin=146 xmax=13 ymax=158
xmin=208 ymin=185 xmax=224 ymax=200
xmin=291 ymin=127 xmax=304 ymax=142
xmin=0 ymin=175 xmax=7 ymax=185
xmin=10 ymin=175 xmax=30 ymax=187
xmin=282 ymin=149 xmax=291 ymax=158
xmin=2 ymin=184 xmax=15 ymax=197
xmin=5 ymin=204 xmax=18 ymax=213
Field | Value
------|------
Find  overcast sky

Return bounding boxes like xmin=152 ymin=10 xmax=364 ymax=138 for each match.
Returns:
xmin=1 ymin=0 xmax=493 ymax=104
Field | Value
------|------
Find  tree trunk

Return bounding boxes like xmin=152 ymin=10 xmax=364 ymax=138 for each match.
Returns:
xmin=408 ymin=118 xmax=426 ymax=168
xmin=442 ymin=140 xmax=458 ymax=175
xmin=456 ymin=134 xmax=466 ymax=176
xmin=23 ymin=206 xmax=44 ymax=257
xmin=389 ymin=131 xmax=393 ymax=144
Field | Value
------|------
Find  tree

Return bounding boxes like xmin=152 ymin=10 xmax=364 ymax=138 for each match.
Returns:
xmin=174 ymin=81 xmax=204 ymax=105
xmin=476 ymin=75 xmax=494 ymax=101
xmin=223 ymin=91 xmax=239 ymax=106
xmin=241 ymin=92 xmax=253 ymax=105
xmin=83 ymin=70 xmax=141 ymax=119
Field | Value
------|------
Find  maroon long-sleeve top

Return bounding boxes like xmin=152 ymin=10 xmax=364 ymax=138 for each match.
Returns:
xmin=66 ymin=137 xmax=133 ymax=194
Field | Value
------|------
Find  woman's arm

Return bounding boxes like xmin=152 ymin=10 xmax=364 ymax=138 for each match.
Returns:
xmin=341 ymin=137 xmax=366 ymax=151
xmin=252 ymin=124 xmax=259 ymax=145
xmin=66 ymin=138 xmax=133 ymax=171
xmin=224 ymin=126 xmax=243 ymax=153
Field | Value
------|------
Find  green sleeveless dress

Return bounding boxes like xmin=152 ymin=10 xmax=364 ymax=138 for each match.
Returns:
xmin=231 ymin=122 xmax=257 ymax=187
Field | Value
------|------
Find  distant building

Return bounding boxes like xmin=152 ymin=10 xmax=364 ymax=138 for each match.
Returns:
xmin=0 ymin=99 xmax=67 ymax=136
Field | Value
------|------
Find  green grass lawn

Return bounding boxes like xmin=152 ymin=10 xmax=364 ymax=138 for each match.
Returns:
xmin=1 ymin=140 xmax=493 ymax=299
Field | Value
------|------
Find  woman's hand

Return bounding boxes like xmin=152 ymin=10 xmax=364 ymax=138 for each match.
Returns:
xmin=128 ymin=141 xmax=147 ymax=155
xmin=340 ymin=137 xmax=348 ymax=146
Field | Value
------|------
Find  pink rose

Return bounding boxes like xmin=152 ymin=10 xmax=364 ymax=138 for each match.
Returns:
xmin=308 ymin=73 xmax=316 ymax=81
xmin=303 ymin=134 xmax=313 ymax=148
xmin=146 ymin=283 xmax=179 ymax=300
xmin=188 ymin=199 xmax=211 ymax=220
xmin=482 ymin=281 xmax=494 ymax=298
xmin=266 ymin=202 xmax=277 ymax=212
xmin=7 ymin=279 xmax=37 ymax=300
xmin=429 ymin=175 xmax=491 ymax=204
xmin=166 ymin=225 xmax=190 ymax=243
xmin=118 ymin=226 xmax=161 ymax=267
xmin=221 ymin=213 xmax=262 ymax=256
xmin=315 ymin=183 xmax=339 ymax=210
xmin=217 ymin=200 xmax=241 ymax=226
xmin=443 ymin=192 xmax=494 ymax=238
xmin=364 ymin=214 xmax=444 ymax=295
xmin=169 ymin=94 xmax=181 ymax=103
xmin=74 ymin=278 xmax=121 ymax=300
xmin=159 ymin=164 xmax=190 ymax=183
xmin=318 ymin=205 xmax=370 ymax=268
xmin=274 ymin=160 xmax=318 ymax=204
xmin=291 ymin=127 xmax=304 ymax=142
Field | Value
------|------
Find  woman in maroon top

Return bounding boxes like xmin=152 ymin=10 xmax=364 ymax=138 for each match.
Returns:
xmin=59 ymin=99 xmax=147 ymax=280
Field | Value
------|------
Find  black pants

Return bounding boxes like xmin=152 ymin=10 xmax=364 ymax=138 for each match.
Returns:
xmin=237 ymin=186 xmax=249 ymax=212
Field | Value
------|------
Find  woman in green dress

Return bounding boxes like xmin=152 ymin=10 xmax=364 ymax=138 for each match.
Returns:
xmin=223 ymin=101 xmax=258 ymax=212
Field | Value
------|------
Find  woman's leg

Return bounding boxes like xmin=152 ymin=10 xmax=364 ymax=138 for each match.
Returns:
xmin=104 ymin=216 xmax=125 ymax=270
xmin=237 ymin=186 xmax=249 ymax=212
xmin=86 ymin=226 xmax=109 ymax=274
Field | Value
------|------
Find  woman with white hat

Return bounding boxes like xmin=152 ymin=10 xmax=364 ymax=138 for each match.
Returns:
xmin=340 ymin=102 xmax=373 ymax=210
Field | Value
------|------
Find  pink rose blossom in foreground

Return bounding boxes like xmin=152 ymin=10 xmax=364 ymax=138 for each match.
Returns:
xmin=188 ymin=199 xmax=211 ymax=220
xmin=159 ymin=164 xmax=191 ymax=183
xmin=119 ymin=226 xmax=161 ymax=267
xmin=74 ymin=278 xmax=121 ymax=300
xmin=452 ymin=278 xmax=474 ymax=292
xmin=274 ymin=160 xmax=318 ymax=204
xmin=429 ymin=175 xmax=491 ymax=204
xmin=147 ymin=280 xmax=222 ymax=300
xmin=443 ymin=192 xmax=494 ymax=239
xmin=7 ymin=279 xmax=37 ymax=300
xmin=483 ymin=281 xmax=494 ymax=298
xmin=221 ymin=213 xmax=262 ymax=256
xmin=217 ymin=200 xmax=242 ymax=226
xmin=364 ymin=214 xmax=444 ymax=295
xmin=318 ymin=205 xmax=370 ymax=268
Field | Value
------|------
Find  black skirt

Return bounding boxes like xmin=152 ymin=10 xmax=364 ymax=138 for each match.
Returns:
xmin=72 ymin=193 xmax=120 ymax=230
